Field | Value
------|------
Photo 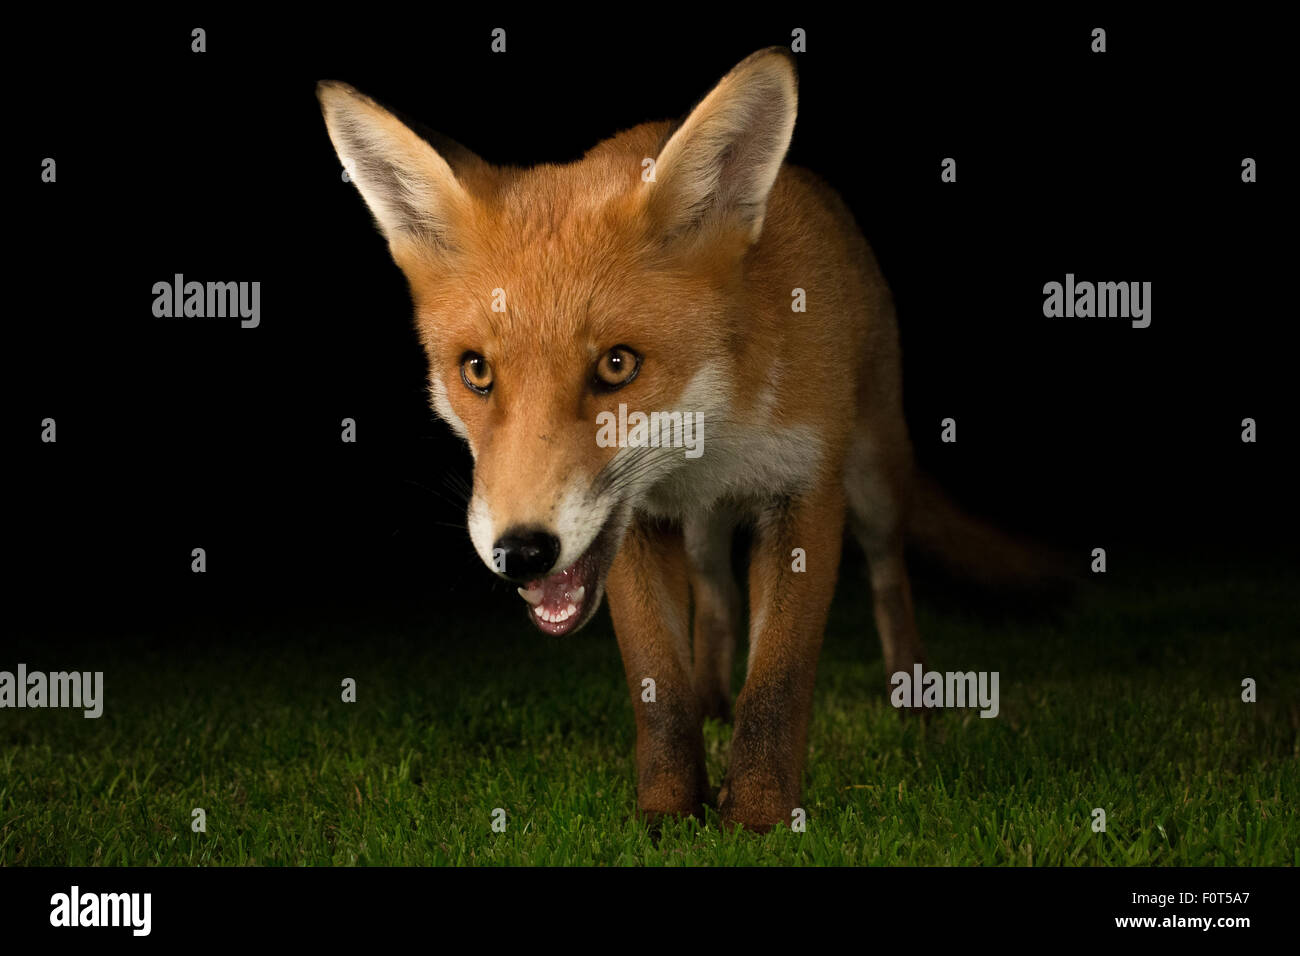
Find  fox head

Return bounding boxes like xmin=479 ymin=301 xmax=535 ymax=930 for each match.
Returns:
xmin=318 ymin=48 xmax=797 ymax=635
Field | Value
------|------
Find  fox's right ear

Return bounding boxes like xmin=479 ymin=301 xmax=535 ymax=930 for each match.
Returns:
xmin=317 ymin=81 xmax=471 ymax=253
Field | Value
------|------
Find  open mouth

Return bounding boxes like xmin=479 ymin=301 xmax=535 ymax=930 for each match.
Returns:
xmin=514 ymin=514 xmax=621 ymax=636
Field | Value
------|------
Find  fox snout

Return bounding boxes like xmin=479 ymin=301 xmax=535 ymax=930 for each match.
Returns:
xmin=466 ymin=471 xmax=625 ymax=637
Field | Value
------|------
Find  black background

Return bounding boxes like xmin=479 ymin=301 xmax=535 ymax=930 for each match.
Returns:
xmin=13 ymin=11 xmax=1290 ymax=644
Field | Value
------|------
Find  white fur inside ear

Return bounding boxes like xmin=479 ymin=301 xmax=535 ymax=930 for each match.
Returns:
xmin=318 ymin=82 xmax=468 ymax=246
xmin=648 ymin=50 xmax=798 ymax=243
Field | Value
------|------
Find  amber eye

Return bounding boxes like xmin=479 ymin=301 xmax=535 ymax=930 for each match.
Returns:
xmin=594 ymin=346 xmax=641 ymax=391
xmin=460 ymin=352 xmax=493 ymax=395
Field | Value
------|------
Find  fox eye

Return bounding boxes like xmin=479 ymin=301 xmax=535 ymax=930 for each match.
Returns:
xmin=594 ymin=346 xmax=641 ymax=391
xmin=460 ymin=352 xmax=493 ymax=395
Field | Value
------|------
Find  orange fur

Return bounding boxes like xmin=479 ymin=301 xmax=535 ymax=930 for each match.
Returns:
xmin=320 ymin=49 xmax=927 ymax=831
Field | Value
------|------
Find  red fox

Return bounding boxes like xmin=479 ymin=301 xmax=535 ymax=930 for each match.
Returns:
xmin=319 ymin=49 xmax=1033 ymax=831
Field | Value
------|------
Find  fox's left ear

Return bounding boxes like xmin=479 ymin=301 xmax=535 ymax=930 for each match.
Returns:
xmin=644 ymin=48 xmax=797 ymax=246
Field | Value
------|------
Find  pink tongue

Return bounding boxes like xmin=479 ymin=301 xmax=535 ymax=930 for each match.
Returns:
xmin=530 ymin=562 xmax=586 ymax=612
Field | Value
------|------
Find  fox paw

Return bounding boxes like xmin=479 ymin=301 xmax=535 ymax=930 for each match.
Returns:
xmin=717 ymin=776 xmax=799 ymax=833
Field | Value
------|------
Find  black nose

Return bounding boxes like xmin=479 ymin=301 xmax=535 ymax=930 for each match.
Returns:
xmin=492 ymin=527 xmax=561 ymax=581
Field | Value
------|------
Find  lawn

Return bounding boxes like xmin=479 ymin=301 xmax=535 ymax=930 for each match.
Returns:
xmin=2 ymin=554 xmax=1296 ymax=865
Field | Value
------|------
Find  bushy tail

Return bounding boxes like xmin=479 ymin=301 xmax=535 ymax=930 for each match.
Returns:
xmin=906 ymin=473 xmax=1077 ymax=595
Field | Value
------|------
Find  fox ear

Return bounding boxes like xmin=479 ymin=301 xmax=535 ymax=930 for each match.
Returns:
xmin=317 ymin=81 xmax=471 ymax=252
xmin=645 ymin=48 xmax=797 ymax=245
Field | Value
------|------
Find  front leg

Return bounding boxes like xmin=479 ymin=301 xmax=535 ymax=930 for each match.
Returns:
xmin=604 ymin=517 xmax=709 ymax=821
xmin=720 ymin=483 xmax=845 ymax=831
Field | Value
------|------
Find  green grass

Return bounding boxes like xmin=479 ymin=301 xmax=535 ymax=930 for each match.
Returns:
xmin=2 ymin=557 xmax=1296 ymax=865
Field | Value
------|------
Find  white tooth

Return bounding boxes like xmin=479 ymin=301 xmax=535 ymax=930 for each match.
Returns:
xmin=565 ymin=603 xmax=576 ymax=617
xmin=533 ymin=604 xmax=546 ymax=618
xmin=571 ymin=586 xmax=585 ymax=603
xmin=518 ymin=587 xmax=543 ymax=605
